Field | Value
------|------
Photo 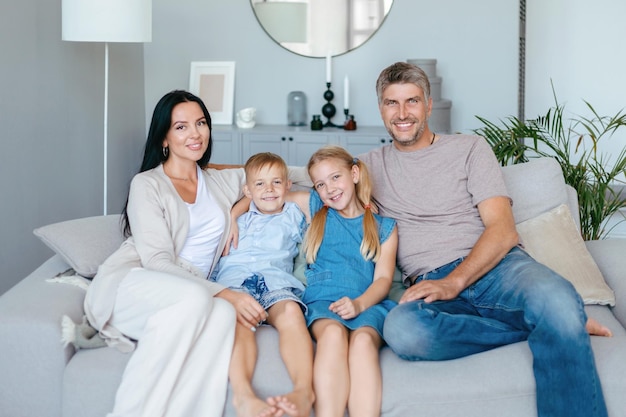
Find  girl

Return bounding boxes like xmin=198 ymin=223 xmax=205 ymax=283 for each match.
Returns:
xmin=288 ymin=145 xmax=398 ymax=417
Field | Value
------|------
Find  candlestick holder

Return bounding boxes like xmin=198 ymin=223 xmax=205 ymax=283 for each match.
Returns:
xmin=321 ymin=82 xmax=340 ymax=128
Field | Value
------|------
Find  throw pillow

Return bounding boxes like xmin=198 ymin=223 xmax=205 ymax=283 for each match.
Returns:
xmin=516 ymin=204 xmax=615 ymax=306
xmin=33 ymin=215 xmax=124 ymax=278
xmin=501 ymin=157 xmax=570 ymax=224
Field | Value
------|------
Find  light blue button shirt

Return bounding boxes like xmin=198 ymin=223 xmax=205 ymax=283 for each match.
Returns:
xmin=211 ymin=201 xmax=306 ymax=292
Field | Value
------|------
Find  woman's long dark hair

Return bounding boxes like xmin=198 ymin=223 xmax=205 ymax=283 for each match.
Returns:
xmin=121 ymin=90 xmax=213 ymax=237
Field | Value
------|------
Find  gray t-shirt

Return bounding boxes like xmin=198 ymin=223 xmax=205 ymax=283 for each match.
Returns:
xmin=359 ymin=134 xmax=510 ymax=285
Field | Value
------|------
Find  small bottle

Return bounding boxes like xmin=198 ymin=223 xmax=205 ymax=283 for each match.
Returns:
xmin=287 ymin=91 xmax=307 ymax=126
xmin=344 ymin=115 xmax=357 ymax=131
xmin=310 ymin=115 xmax=323 ymax=130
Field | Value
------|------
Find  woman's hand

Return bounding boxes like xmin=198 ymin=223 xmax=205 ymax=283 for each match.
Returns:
xmin=329 ymin=297 xmax=362 ymax=320
xmin=217 ymin=288 xmax=267 ymax=331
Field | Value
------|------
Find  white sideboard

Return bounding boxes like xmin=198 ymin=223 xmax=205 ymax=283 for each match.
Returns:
xmin=211 ymin=125 xmax=392 ymax=165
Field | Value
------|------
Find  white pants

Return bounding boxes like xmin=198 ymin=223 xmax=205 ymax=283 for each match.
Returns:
xmin=107 ymin=268 xmax=235 ymax=417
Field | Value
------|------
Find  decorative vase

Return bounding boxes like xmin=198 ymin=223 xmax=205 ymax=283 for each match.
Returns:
xmin=287 ymin=91 xmax=307 ymax=126
xmin=310 ymin=115 xmax=323 ymax=130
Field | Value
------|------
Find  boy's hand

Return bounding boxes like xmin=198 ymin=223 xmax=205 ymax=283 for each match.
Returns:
xmin=222 ymin=222 xmax=239 ymax=256
xmin=329 ymin=297 xmax=362 ymax=320
xmin=225 ymin=196 xmax=251 ymax=256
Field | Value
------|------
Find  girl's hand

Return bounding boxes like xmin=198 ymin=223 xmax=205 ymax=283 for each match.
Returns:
xmin=217 ymin=289 xmax=267 ymax=331
xmin=329 ymin=297 xmax=362 ymax=320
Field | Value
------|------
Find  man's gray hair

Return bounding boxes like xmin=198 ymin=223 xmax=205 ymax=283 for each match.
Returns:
xmin=376 ymin=62 xmax=431 ymax=104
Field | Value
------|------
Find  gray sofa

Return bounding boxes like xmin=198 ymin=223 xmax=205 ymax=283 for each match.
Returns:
xmin=1 ymin=157 xmax=626 ymax=417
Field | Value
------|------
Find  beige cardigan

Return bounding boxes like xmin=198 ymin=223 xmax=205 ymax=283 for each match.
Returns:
xmin=84 ymin=165 xmax=246 ymax=351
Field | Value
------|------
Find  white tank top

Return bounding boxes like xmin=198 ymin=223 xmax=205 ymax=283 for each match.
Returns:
xmin=178 ymin=167 xmax=225 ymax=277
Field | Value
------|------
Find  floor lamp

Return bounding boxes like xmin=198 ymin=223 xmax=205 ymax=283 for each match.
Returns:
xmin=62 ymin=0 xmax=152 ymax=215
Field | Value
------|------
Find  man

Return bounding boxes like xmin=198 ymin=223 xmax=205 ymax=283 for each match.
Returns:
xmin=358 ymin=61 xmax=608 ymax=417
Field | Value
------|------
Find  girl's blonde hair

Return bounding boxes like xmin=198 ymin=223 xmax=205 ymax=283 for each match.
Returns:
xmin=304 ymin=145 xmax=381 ymax=263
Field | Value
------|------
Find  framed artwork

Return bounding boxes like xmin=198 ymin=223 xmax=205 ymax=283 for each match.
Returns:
xmin=189 ymin=61 xmax=236 ymax=125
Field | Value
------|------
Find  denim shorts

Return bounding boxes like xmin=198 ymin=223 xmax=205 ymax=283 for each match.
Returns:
xmin=231 ymin=274 xmax=306 ymax=315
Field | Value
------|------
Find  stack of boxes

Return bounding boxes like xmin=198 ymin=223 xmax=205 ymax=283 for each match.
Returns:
xmin=407 ymin=59 xmax=452 ymax=134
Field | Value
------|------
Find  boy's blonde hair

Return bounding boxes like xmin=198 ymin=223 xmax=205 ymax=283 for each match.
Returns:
xmin=304 ymin=145 xmax=380 ymax=263
xmin=244 ymin=152 xmax=289 ymax=181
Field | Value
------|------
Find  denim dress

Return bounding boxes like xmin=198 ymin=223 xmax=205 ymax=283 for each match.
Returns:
xmin=303 ymin=190 xmax=397 ymax=337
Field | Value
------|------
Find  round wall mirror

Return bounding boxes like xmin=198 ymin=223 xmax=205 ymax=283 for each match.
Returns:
xmin=251 ymin=0 xmax=394 ymax=58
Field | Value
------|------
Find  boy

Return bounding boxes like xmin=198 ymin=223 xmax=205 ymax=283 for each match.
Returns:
xmin=212 ymin=152 xmax=314 ymax=417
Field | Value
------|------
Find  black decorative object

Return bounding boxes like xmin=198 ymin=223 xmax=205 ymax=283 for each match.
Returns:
xmin=310 ymin=115 xmax=323 ymax=130
xmin=321 ymin=82 xmax=340 ymax=128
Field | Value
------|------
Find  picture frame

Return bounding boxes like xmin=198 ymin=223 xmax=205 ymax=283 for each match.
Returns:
xmin=189 ymin=61 xmax=236 ymax=125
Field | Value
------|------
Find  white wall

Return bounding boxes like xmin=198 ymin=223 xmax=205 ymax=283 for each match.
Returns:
xmin=144 ymin=0 xmax=519 ymax=134
xmin=526 ymin=0 xmax=626 ymax=164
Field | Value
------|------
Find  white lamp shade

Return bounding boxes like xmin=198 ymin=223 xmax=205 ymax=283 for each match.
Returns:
xmin=255 ymin=2 xmax=307 ymax=43
xmin=62 ymin=0 xmax=152 ymax=43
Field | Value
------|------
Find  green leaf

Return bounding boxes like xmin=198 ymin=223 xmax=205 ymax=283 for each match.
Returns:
xmin=474 ymin=88 xmax=626 ymax=240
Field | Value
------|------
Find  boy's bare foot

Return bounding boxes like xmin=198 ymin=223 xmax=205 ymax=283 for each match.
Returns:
xmin=586 ymin=317 xmax=612 ymax=337
xmin=267 ymin=388 xmax=315 ymax=417
xmin=234 ymin=394 xmax=279 ymax=417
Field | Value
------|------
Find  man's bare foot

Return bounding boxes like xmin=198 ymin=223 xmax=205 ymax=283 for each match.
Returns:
xmin=233 ymin=393 xmax=279 ymax=417
xmin=267 ymin=388 xmax=315 ymax=417
xmin=586 ymin=317 xmax=612 ymax=337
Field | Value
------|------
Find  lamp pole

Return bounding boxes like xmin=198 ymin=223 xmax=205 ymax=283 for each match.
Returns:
xmin=103 ymin=42 xmax=109 ymax=215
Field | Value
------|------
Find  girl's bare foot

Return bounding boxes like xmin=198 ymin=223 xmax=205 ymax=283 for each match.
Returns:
xmin=233 ymin=394 xmax=279 ymax=417
xmin=267 ymin=388 xmax=315 ymax=417
xmin=586 ymin=317 xmax=612 ymax=337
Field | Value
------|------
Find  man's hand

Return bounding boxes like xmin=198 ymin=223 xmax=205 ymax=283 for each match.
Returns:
xmin=399 ymin=277 xmax=462 ymax=304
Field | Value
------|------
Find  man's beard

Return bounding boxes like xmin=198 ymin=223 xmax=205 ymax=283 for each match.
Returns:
xmin=386 ymin=118 xmax=426 ymax=148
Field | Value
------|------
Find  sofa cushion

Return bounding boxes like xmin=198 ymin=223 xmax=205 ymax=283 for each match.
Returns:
xmin=379 ymin=304 xmax=626 ymax=417
xmin=516 ymin=204 xmax=615 ymax=306
xmin=501 ymin=157 xmax=570 ymax=224
xmin=33 ymin=215 xmax=124 ymax=278
xmin=63 ymin=347 xmax=130 ymax=417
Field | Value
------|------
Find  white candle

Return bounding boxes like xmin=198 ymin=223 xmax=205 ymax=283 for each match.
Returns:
xmin=326 ymin=52 xmax=332 ymax=83
xmin=343 ymin=75 xmax=350 ymax=109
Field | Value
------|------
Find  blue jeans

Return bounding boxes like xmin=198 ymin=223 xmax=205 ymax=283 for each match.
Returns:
xmin=383 ymin=247 xmax=607 ymax=417
xmin=233 ymin=274 xmax=306 ymax=314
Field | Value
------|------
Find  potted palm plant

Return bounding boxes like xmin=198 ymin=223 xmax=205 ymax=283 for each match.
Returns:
xmin=474 ymin=88 xmax=626 ymax=240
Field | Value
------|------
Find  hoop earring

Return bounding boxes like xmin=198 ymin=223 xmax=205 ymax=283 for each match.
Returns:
xmin=162 ymin=147 xmax=169 ymax=158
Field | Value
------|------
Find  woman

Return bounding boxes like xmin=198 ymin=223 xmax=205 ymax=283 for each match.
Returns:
xmin=84 ymin=90 xmax=246 ymax=417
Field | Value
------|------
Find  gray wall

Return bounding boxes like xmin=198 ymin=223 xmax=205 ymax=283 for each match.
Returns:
xmin=0 ymin=0 xmax=147 ymax=294
xmin=143 ymin=0 xmax=519 ymax=133
xmin=526 ymin=0 xmax=626 ymax=161
xmin=2 ymin=0 xmax=625 ymax=293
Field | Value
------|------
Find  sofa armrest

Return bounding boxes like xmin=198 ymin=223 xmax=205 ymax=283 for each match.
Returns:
xmin=585 ymin=239 xmax=626 ymax=327
xmin=0 ymin=255 xmax=86 ymax=417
